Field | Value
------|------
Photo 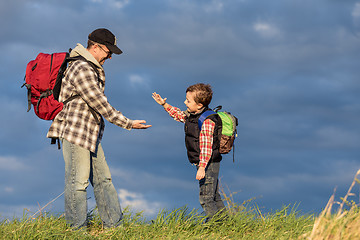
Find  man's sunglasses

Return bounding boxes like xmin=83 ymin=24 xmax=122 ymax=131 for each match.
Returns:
xmin=97 ymin=44 xmax=112 ymax=58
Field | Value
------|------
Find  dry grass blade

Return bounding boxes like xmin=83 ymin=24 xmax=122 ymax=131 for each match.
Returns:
xmin=337 ymin=169 xmax=360 ymax=216
xmin=31 ymin=191 xmax=64 ymax=218
xmin=306 ymin=168 xmax=360 ymax=240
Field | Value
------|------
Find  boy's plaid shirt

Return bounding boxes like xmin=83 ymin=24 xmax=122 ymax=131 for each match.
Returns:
xmin=165 ymin=105 xmax=215 ymax=168
xmin=47 ymin=59 xmax=133 ymax=153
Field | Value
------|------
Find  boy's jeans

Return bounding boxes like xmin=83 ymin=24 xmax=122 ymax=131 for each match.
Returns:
xmin=198 ymin=161 xmax=225 ymax=219
xmin=62 ymin=138 xmax=123 ymax=228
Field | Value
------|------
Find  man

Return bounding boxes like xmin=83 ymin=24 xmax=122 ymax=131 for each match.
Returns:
xmin=47 ymin=28 xmax=151 ymax=228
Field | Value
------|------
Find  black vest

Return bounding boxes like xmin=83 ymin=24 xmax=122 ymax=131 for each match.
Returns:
xmin=184 ymin=107 xmax=222 ymax=164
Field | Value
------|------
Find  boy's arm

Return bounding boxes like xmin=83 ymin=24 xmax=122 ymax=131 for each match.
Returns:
xmin=196 ymin=119 xmax=215 ymax=180
xmin=164 ymin=104 xmax=187 ymax=123
xmin=152 ymin=92 xmax=187 ymax=123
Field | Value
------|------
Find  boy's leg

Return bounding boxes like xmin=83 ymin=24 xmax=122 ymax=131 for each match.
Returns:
xmin=62 ymin=139 xmax=91 ymax=229
xmin=89 ymin=143 xmax=123 ymax=228
xmin=199 ymin=161 xmax=223 ymax=219
xmin=215 ymin=179 xmax=226 ymax=212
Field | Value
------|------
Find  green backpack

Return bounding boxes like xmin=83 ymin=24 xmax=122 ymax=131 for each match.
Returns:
xmin=198 ymin=106 xmax=238 ymax=160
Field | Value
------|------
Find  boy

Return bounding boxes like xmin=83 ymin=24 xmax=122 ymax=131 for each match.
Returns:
xmin=152 ymin=83 xmax=225 ymax=221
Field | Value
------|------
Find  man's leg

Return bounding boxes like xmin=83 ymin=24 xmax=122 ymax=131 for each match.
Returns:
xmin=62 ymin=139 xmax=90 ymax=228
xmin=90 ymin=143 xmax=123 ymax=228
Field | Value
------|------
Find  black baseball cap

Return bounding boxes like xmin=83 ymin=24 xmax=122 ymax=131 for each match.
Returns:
xmin=88 ymin=28 xmax=123 ymax=54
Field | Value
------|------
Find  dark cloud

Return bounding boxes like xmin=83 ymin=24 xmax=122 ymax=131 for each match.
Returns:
xmin=1 ymin=0 xmax=360 ymax=219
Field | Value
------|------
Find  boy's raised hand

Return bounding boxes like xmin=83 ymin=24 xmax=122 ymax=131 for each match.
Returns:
xmin=152 ymin=92 xmax=167 ymax=106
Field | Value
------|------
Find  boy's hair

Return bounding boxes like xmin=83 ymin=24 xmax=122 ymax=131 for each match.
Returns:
xmin=186 ymin=83 xmax=213 ymax=107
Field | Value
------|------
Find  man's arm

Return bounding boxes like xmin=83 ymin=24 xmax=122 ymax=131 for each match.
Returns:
xmin=72 ymin=62 xmax=150 ymax=129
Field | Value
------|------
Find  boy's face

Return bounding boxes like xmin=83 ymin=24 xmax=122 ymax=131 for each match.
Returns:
xmin=184 ymin=91 xmax=203 ymax=113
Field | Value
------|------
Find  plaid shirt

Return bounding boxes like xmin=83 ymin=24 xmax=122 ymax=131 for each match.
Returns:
xmin=47 ymin=44 xmax=133 ymax=152
xmin=165 ymin=105 xmax=215 ymax=168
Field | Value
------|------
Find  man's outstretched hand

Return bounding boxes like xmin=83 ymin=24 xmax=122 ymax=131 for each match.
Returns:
xmin=132 ymin=120 xmax=152 ymax=129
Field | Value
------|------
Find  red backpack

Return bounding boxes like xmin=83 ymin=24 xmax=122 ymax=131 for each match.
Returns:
xmin=22 ymin=52 xmax=100 ymax=148
xmin=22 ymin=52 xmax=96 ymax=120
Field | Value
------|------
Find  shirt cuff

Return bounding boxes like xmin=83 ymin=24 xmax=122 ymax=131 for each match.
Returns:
xmin=199 ymin=162 xmax=207 ymax=168
xmin=124 ymin=119 xmax=133 ymax=130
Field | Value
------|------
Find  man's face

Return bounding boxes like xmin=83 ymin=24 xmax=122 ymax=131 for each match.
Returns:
xmin=96 ymin=44 xmax=112 ymax=65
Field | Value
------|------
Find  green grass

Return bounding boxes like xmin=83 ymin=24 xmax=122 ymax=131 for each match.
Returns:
xmin=5 ymin=170 xmax=360 ymax=240
xmin=0 ymin=203 xmax=315 ymax=240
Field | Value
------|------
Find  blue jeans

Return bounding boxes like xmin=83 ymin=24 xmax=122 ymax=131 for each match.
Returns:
xmin=62 ymin=138 xmax=123 ymax=228
xmin=198 ymin=161 xmax=225 ymax=219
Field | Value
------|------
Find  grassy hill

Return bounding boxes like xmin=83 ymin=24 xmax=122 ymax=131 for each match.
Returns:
xmin=0 ymin=204 xmax=314 ymax=239
xmin=1 ymin=171 xmax=360 ymax=239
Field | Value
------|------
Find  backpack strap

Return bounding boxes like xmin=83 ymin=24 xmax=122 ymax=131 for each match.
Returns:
xmin=198 ymin=110 xmax=217 ymax=130
xmin=53 ymin=54 xmax=79 ymax=101
xmin=213 ymin=105 xmax=222 ymax=113
xmin=21 ymin=79 xmax=32 ymax=112
xmin=53 ymin=55 xmax=101 ymax=124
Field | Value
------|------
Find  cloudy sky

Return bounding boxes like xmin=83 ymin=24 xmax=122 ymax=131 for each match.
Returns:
xmin=1 ymin=0 xmax=360 ymax=219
